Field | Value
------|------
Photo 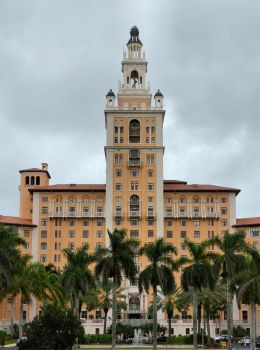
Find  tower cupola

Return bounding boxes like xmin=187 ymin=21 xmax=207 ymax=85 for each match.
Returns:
xmin=106 ymin=89 xmax=116 ymax=108
xmin=154 ymin=89 xmax=164 ymax=109
xmin=126 ymin=26 xmax=143 ymax=60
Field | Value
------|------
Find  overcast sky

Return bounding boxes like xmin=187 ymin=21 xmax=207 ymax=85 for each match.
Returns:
xmin=0 ymin=0 xmax=259 ymax=218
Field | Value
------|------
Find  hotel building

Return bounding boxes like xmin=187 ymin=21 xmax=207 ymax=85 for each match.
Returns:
xmin=1 ymin=27 xmax=260 ymax=336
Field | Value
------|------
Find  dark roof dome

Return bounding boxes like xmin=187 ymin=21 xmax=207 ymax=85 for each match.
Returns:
xmin=130 ymin=26 xmax=139 ymax=36
xmin=106 ymin=89 xmax=115 ymax=97
xmin=154 ymin=89 xmax=163 ymax=97
xmin=127 ymin=26 xmax=142 ymax=45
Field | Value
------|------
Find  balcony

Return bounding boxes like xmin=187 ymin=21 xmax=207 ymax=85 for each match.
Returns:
xmin=147 ymin=211 xmax=155 ymax=219
xmin=128 ymin=159 xmax=142 ymax=168
xmin=128 ymin=210 xmax=141 ymax=218
xmin=164 ymin=211 xmax=174 ymax=218
xmin=94 ymin=211 xmax=105 ymax=218
xmin=114 ymin=211 xmax=123 ymax=219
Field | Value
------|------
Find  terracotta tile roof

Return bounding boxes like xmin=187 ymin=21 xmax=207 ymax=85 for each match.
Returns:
xmin=19 ymin=168 xmax=51 ymax=179
xmin=0 ymin=215 xmax=36 ymax=227
xmin=163 ymin=182 xmax=240 ymax=195
xmin=29 ymin=184 xmax=106 ymax=193
xmin=163 ymin=180 xmax=187 ymax=184
xmin=233 ymin=217 xmax=260 ymax=227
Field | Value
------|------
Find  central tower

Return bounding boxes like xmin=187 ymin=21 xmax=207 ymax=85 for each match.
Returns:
xmin=104 ymin=26 xmax=165 ymax=318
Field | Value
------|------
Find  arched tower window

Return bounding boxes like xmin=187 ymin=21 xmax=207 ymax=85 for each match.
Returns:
xmin=25 ymin=176 xmax=29 ymax=185
xmin=129 ymin=119 xmax=140 ymax=143
xmin=36 ymin=176 xmax=40 ymax=185
xmin=130 ymin=70 xmax=139 ymax=89
xmin=30 ymin=176 xmax=35 ymax=185
xmin=130 ymin=195 xmax=140 ymax=217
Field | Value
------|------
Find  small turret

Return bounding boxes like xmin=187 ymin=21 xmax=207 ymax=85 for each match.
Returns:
xmin=154 ymin=89 xmax=164 ymax=109
xmin=106 ymin=89 xmax=116 ymax=108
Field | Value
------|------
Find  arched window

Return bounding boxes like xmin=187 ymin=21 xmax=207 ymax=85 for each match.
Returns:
xmin=130 ymin=70 xmax=139 ymax=89
xmin=25 ymin=176 xmax=29 ymax=185
xmin=129 ymin=296 xmax=140 ymax=311
xmin=130 ymin=195 xmax=139 ymax=205
xmin=30 ymin=176 xmax=35 ymax=185
xmin=36 ymin=176 xmax=40 ymax=185
xmin=129 ymin=119 xmax=140 ymax=143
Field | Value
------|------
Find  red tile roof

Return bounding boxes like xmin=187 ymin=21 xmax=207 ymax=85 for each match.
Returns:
xmin=163 ymin=182 xmax=240 ymax=195
xmin=28 ymin=180 xmax=240 ymax=195
xmin=29 ymin=184 xmax=106 ymax=193
xmin=233 ymin=217 xmax=260 ymax=227
xmin=19 ymin=168 xmax=51 ymax=179
xmin=0 ymin=215 xmax=36 ymax=227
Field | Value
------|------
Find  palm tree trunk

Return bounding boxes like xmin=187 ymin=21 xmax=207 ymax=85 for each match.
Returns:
xmin=198 ymin=303 xmax=202 ymax=334
xmin=168 ymin=316 xmax=171 ymax=337
xmin=112 ymin=277 xmax=117 ymax=350
xmin=19 ymin=300 xmax=23 ymax=339
xmin=250 ymin=298 xmax=256 ymax=350
xmin=75 ymin=294 xmax=80 ymax=320
xmin=226 ymin=279 xmax=233 ymax=350
xmin=152 ymin=285 xmax=158 ymax=350
xmin=10 ymin=296 xmax=15 ymax=338
xmin=192 ymin=288 xmax=198 ymax=350
xmin=104 ymin=310 xmax=108 ymax=334
xmin=206 ymin=313 xmax=211 ymax=345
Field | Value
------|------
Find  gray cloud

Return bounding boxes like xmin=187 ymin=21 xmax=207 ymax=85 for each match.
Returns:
xmin=0 ymin=0 xmax=259 ymax=218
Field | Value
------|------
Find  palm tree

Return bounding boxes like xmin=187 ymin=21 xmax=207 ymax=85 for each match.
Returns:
xmin=8 ymin=254 xmax=63 ymax=338
xmin=0 ymin=224 xmax=26 ymax=297
xmin=95 ymin=229 xmax=137 ymax=350
xmin=231 ymin=248 xmax=260 ymax=350
xmin=181 ymin=239 xmax=217 ymax=350
xmin=97 ymin=279 xmax=127 ymax=334
xmin=138 ymin=238 xmax=184 ymax=350
xmin=62 ymin=244 xmax=95 ymax=320
xmin=211 ymin=231 xmax=248 ymax=350
xmin=178 ymin=281 xmax=226 ymax=344
xmin=157 ymin=286 xmax=182 ymax=338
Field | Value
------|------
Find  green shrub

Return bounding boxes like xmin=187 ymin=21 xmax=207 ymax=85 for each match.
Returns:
xmin=167 ymin=333 xmax=212 ymax=345
xmin=83 ymin=334 xmax=112 ymax=344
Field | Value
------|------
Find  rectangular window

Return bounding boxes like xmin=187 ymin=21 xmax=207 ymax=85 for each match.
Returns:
xmin=181 ymin=231 xmax=187 ymax=238
xmin=24 ymin=229 xmax=30 ymax=237
xmin=250 ymin=227 xmax=260 ymax=237
xmin=165 ymin=197 xmax=173 ymax=203
xmin=41 ymin=230 xmax=47 ymax=238
xmin=253 ymin=241 xmax=259 ymax=249
xmin=220 ymin=197 xmax=227 ymax=203
xmin=221 ymin=207 xmax=227 ymax=215
xmin=83 ymin=231 xmax=89 ymax=238
xmin=147 ymin=183 xmax=154 ymax=191
xmin=221 ymin=219 xmax=227 ymax=227
xmin=41 ymin=207 xmax=48 ymax=214
xmin=193 ymin=219 xmax=200 ymax=227
xmin=115 ymin=196 xmax=122 ymax=203
xmin=97 ymin=218 xmax=103 ymax=226
xmin=41 ymin=219 xmax=47 ymax=227
xmin=115 ymin=183 xmax=122 ymax=191
xmin=41 ymin=197 xmax=48 ymax=202
xmin=166 ymin=220 xmax=172 ymax=227
xmin=82 ymin=206 xmax=89 ymax=213
xmin=69 ymin=206 xmax=76 ymax=213
xmin=68 ymin=242 xmax=75 ymax=249
xmin=181 ymin=243 xmax=187 ymax=250
xmin=40 ymin=254 xmax=47 ymax=262
xmin=208 ymin=219 xmax=214 ymax=227
xmin=148 ymin=230 xmax=154 ymax=238
xmin=130 ymin=170 xmax=139 ymax=177
xmin=83 ymin=219 xmax=89 ymax=226
xmin=96 ymin=231 xmax=103 ymax=239
xmin=148 ymin=196 xmax=154 ymax=203
xmin=69 ymin=230 xmax=75 ymax=238
xmin=41 ymin=242 xmax=47 ymax=250
xmin=69 ymin=219 xmax=75 ymax=227
xmin=147 ymin=169 xmax=154 ymax=177
xmin=130 ymin=218 xmax=139 ymax=226
xmin=194 ymin=231 xmax=200 ymax=238
xmin=148 ymin=219 xmax=154 ymax=226
xmin=166 ymin=231 xmax=173 ymax=238
xmin=180 ymin=220 xmax=186 ymax=227
xmin=115 ymin=169 xmax=122 ymax=176
xmin=130 ymin=230 xmax=139 ymax=238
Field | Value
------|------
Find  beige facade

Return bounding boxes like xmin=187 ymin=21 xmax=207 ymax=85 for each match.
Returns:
xmin=1 ymin=27 xmax=259 ymax=336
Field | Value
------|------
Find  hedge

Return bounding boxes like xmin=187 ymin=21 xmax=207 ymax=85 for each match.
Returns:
xmin=83 ymin=334 xmax=112 ymax=344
